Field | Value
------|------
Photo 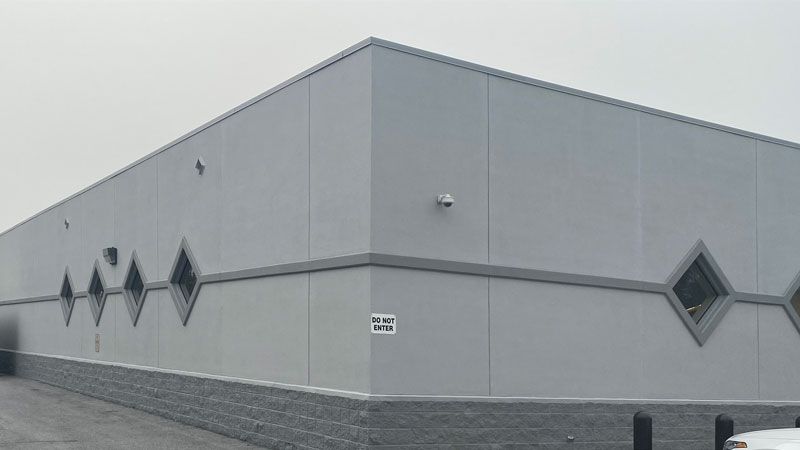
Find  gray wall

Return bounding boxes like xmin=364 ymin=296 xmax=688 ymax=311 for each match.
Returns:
xmin=0 ymin=47 xmax=374 ymax=395
xmin=368 ymin=45 xmax=761 ymax=287
xmin=2 ymin=41 xmax=800 ymax=402
xmin=365 ymin=45 xmax=800 ymax=401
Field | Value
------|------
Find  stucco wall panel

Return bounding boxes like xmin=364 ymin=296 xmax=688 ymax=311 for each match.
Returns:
xmin=2 ymin=218 xmax=37 ymax=300
xmin=217 ymin=274 xmax=309 ymax=385
xmin=489 ymin=278 xmax=761 ymax=400
xmin=490 ymin=279 xmax=647 ymax=398
xmin=641 ymin=300 xmax=758 ymax=400
xmin=489 ymin=76 xmax=641 ymax=279
xmin=81 ymin=178 xmax=118 ymax=286
xmin=757 ymin=304 xmax=800 ymax=400
xmin=0 ymin=237 xmax=12 ymax=301
xmin=639 ymin=114 xmax=757 ymax=290
xmin=4 ymin=303 xmax=34 ymax=353
xmin=114 ymin=157 xmax=158 ymax=283
xmin=369 ymin=267 xmax=489 ymax=396
xmin=81 ymin=294 xmax=117 ymax=362
xmin=157 ymin=286 xmax=223 ymax=374
xmin=28 ymin=209 xmax=62 ymax=298
xmin=41 ymin=298 xmax=82 ymax=358
xmin=757 ymin=140 xmax=800 ymax=296
xmin=220 ymin=80 xmax=309 ymax=271
xmin=115 ymin=289 xmax=158 ymax=367
xmin=57 ymin=195 xmax=87 ymax=289
xmin=310 ymin=47 xmax=372 ymax=259
xmin=0 ymin=304 xmax=20 ymax=351
xmin=0 ymin=300 xmax=83 ymax=357
xmin=309 ymin=267 xmax=370 ymax=393
xmin=9 ymin=302 xmax=42 ymax=354
xmin=156 ymin=125 xmax=223 ymax=279
xmin=371 ymin=46 xmax=488 ymax=263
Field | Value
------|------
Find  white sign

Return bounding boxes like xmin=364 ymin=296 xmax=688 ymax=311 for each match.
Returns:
xmin=371 ymin=313 xmax=396 ymax=335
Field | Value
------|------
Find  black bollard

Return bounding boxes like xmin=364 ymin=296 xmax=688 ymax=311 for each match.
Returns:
xmin=796 ymin=416 xmax=800 ymax=428
xmin=633 ymin=411 xmax=652 ymax=450
xmin=715 ymin=414 xmax=734 ymax=450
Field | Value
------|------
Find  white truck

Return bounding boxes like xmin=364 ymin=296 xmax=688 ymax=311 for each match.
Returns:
xmin=725 ymin=429 xmax=800 ymax=449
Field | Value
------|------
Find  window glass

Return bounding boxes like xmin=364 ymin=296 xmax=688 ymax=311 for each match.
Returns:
xmin=673 ymin=261 xmax=718 ymax=323
xmin=791 ymin=289 xmax=800 ymax=319
xmin=89 ymin=273 xmax=104 ymax=306
xmin=130 ymin=269 xmax=144 ymax=305
xmin=61 ymin=279 xmax=73 ymax=306
xmin=178 ymin=257 xmax=197 ymax=302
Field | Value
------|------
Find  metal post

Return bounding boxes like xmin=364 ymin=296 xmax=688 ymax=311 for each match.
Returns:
xmin=715 ymin=414 xmax=734 ymax=450
xmin=633 ymin=411 xmax=652 ymax=450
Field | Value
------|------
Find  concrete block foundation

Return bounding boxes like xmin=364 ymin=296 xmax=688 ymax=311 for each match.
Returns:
xmin=4 ymin=351 xmax=800 ymax=449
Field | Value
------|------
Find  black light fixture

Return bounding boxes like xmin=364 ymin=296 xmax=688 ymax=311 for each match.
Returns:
xmin=195 ymin=157 xmax=206 ymax=175
xmin=103 ymin=247 xmax=118 ymax=265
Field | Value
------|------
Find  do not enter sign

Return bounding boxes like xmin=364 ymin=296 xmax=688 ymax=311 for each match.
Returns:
xmin=371 ymin=313 xmax=396 ymax=335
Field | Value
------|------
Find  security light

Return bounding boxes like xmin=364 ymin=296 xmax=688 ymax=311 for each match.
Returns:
xmin=195 ymin=157 xmax=206 ymax=175
xmin=102 ymin=247 xmax=117 ymax=265
xmin=436 ymin=194 xmax=455 ymax=207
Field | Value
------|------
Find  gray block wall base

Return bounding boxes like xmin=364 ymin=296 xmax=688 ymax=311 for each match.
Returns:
xmin=2 ymin=351 xmax=800 ymax=449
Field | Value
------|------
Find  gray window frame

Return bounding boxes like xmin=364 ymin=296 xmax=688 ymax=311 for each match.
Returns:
xmin=665 ymin=241 xmax=734 ymax=345
xmin=58 ymin=268 xmax=76 ymax=326
xmin=167 ymin=237 xmax=203 ymax=325
xmin=87 ymin=261 xmax=108 ymax=326
xmin=673 ymin=260 xmax=720 ymax=323
xmin=122 ymin=251 xmax=149 ymax=326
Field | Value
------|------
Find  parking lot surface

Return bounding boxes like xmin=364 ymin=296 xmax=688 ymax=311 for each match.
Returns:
xmin=0 ymin=374 xmax=253 ymax=449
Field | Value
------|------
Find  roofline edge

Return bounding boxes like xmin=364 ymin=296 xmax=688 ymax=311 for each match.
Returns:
xmin=0 ymin=37 xmax=376 ymax=238
xmin=2 ymin=35 xmax=797 ymax=238
xmin=369 ymin=37 xmax=800 ymax=150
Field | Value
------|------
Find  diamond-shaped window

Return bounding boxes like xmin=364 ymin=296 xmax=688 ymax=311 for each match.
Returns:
xmin=792 ymin=289 xmax=800 ymax=319
xmin=177 ymin=257 xmax=197 ymax=301
xmin=673 ymin=261 xmax=719 ymax=323
xmin=779 ymin=274 xmax=800 ymax=333
xmin=87 ymin=261 xmax=108 ymax=325
xmin=167 ymin=238 xmax=202 ymax=325
xmin=666 ymin=241 xmax=734 ymax=345
xmin=122 ymin=252 xmax=148 ymax=326
xmin=58 ymin=269 xmax=75 ymax=325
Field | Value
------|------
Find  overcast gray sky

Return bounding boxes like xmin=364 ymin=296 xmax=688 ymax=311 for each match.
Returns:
xmin=1 ymin=0 xmax=798 ymax=232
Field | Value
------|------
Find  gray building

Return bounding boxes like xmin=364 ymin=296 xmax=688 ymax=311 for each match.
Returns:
xmin=2 ymin=38 xmax=800 ymax=448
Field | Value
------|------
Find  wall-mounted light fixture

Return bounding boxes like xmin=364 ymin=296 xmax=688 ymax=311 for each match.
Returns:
xmin=195 ymin=157 xmax=206 ymax=175
xmin=436 ymin=194 xmax=455 ymax=208
xmin=103 ymin=247 xmax=118 ymax=265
